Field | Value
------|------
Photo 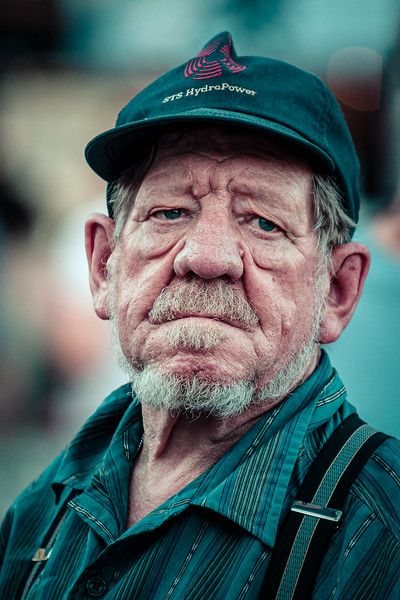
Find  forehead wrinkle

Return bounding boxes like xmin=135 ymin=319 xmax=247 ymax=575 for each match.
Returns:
xmin=145 ymin=150 xmax=220 ymax=183
xmin=146 ymin=151 xmax=233 ymax=199
xmin=138 ymin=158 xmax=192 ymax=202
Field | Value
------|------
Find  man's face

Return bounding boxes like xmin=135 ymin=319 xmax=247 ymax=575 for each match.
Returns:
xmin=108 ymin=130 xmax=325 ymax=404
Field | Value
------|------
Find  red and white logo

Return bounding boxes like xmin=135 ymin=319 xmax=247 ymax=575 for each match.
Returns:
xmin=184 ymin=35 xmax=246 ymax=80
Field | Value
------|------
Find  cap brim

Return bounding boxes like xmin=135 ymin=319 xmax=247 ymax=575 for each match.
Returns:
xmin=85 ymin=108 xmax=336 ymax=182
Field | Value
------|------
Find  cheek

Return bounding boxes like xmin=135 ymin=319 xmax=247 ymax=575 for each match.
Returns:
xmin=244 ymin=236 xmax=289 ymax=271
xmin=130 ymin=224 xmax=182 ymax=260
xmin=114 ymin=233 xmax=182 ymax=331
xmin=243 ymin=256 xmax=318 ymax=339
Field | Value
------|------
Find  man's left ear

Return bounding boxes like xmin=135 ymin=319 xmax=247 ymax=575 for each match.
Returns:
xmin=319 ymin=242 xmax=370 ymax=344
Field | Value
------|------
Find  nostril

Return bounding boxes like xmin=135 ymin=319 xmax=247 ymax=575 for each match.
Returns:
xmin=173 ymin=232 xmax=244 ymax=281
xmin=220 ymin=273 xmax=235 ymax=283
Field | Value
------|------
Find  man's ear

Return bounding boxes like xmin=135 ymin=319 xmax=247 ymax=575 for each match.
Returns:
xmin=85 ymin=213 xmax=116 ymax=320
xmin=319 ymin=242 xmax=370 ymax=344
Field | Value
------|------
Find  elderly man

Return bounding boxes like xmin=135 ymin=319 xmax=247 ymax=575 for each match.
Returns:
xmin=1 ymin=32 xmax=399 ymax=599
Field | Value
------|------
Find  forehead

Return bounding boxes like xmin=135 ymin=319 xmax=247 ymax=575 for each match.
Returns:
xmin=140 ymin=126 xmax=313 ymax=202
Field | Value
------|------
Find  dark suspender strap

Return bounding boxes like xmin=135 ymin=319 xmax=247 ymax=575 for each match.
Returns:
xmin=260 ymin=414 xmax=391 ymax=600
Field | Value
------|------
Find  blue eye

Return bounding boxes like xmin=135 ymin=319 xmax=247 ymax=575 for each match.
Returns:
xmin=257 ymin=217 xmax=277 ymax=232
xmin=161 ymin=209 xmax=183 ymax=220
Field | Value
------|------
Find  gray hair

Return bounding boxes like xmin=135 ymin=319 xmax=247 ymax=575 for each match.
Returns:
xmin=312 ymin=174 xmax=355 ymax=254
xmin=109 ymin=147 xmax=156 ymax=241
xmin=109 ymin=146 xmax=355 ymax=257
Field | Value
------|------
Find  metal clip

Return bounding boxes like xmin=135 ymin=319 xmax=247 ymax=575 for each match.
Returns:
xmin=291 ymin=501 xmax=342 ymax=522
xmin=32 ymin=548 xmax=52 ymax=562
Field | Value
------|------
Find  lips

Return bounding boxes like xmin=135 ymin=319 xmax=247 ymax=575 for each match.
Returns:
xmin=147 ymin=278 xmax=260 ymax=331
xmin=148 ymin=311 xmax=256 ymax=331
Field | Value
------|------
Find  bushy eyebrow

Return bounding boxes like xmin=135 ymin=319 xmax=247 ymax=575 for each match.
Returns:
xmin=228 ymin=177 xmax=314 ymax=233
xmin=228 ymin=180 xmax=300 ymax=211
xmin=133 ymin=175 xmax=194 ymax=213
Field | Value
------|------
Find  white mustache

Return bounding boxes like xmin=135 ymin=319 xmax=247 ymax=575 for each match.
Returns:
xmin=148 ymin=278 xmax=259 ymax=330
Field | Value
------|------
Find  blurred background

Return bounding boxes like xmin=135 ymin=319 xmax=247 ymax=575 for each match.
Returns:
xmin=1 ymin=0 xmax=400 ymax=518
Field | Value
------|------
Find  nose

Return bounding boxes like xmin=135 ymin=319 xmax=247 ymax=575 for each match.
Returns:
xmin=173 ymin=213 xmax=244 ymax=281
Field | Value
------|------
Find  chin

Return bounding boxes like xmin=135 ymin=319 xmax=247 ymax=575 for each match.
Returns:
xmin=130 ymin=363 xmax=256 ymax=418
xmin=158 ymin=354 xmax=245 ymax=385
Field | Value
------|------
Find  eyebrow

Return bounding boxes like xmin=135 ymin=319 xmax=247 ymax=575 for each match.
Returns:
xmin=228 ymin=180 xmax=297 ymax=210
xmin=133 ymin=173 xmax=192 ymax=212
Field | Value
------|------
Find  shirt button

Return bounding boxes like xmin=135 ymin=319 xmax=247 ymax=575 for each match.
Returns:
xmin=86 ymin=576 xmax=108 ymax=597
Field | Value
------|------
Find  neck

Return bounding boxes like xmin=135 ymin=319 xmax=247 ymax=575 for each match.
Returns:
xmin=127 ymin=400 xmax=279 ymax=527
xmin=140 ymin=399 xmax=275 ymax=465
xmin=127 ymin=352 xmax=320 ymax=526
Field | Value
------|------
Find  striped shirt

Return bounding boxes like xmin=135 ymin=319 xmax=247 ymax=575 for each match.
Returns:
xmin=1 ymin=351 xmax=399 ymax=599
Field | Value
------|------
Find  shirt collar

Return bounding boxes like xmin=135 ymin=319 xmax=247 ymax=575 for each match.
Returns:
xmin=52 ymin=383 xmax=138 ymax=499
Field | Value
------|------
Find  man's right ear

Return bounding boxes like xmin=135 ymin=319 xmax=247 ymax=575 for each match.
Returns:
xmin=85 ymin=213 xmax=116 ymax=320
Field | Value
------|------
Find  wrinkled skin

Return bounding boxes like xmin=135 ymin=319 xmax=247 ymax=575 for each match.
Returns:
xmin=94 ymin=134 xmax=323 ymax=389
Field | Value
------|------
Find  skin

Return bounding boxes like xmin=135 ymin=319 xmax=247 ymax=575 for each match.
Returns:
xmin=85 ymin=128 xmax=370 ymax=525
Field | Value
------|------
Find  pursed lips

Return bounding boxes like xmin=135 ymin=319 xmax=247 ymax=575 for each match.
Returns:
xmin=147 ymin=311 xmax=258 ymax=332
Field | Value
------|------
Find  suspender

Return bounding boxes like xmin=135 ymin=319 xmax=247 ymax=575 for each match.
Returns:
xmin=260 ymin=414 xmax=391 ymax=600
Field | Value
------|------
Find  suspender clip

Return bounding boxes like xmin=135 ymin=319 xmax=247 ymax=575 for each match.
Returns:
xmin=291 ymin=500 xmax=342 ymax=522
xmin=32 ymin=548 xmax=52 ymax=562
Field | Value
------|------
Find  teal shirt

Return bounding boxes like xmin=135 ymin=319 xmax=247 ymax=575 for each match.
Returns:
xmin=1 ymin=351 xmax=399 ymax=599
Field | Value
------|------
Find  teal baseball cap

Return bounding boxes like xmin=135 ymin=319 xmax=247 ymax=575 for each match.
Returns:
xmin=85 ymin=31 xmax=360 ymax=224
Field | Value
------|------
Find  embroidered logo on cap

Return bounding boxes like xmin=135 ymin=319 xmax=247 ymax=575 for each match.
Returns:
xmin=184 ymin=34 xmax=246 ymax=80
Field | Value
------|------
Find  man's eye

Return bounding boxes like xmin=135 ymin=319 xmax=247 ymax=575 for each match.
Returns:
xmin=254 ymin=217 xmax=278 ymax=232
xmin=153 ymin=209 xmax=183 ymax=220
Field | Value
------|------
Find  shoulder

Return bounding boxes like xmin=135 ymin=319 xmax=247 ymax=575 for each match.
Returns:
xmin=1 ymin=384 xmax=135 ymax=556
xmin=4 ymin=451 xmax=66 ymax=521
xmin=314 ymin=438 xmax=400 ymax=598
xmin=350 ymin=436 xmax=400 ymax=539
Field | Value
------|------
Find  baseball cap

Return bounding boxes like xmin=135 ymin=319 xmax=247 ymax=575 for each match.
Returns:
xmin=85 ymin=31 xmax=360 ymax=224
